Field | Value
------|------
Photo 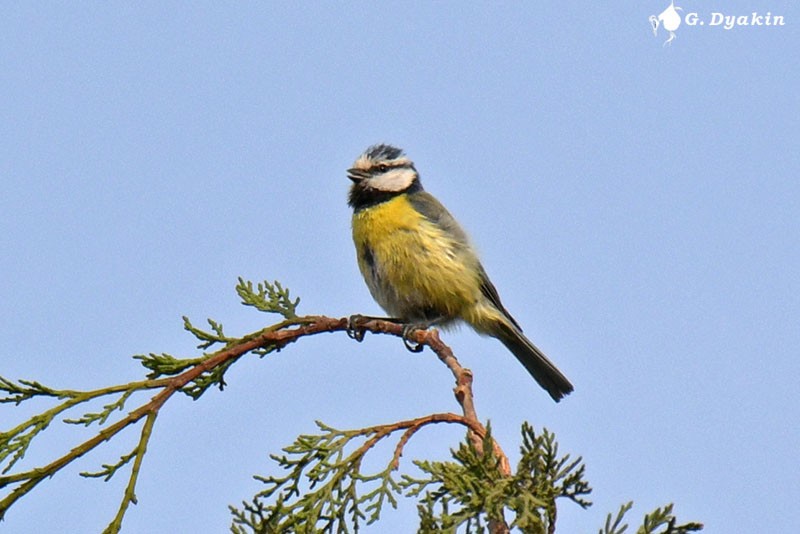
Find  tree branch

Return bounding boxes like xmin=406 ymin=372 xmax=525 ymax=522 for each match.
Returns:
xmin=347 ymin=318 xmax=512 ymax=533
xmin=3 ymin=281 xmax=702 ymax=534
xmin=1 ymin=313 xmax=508 ymax=530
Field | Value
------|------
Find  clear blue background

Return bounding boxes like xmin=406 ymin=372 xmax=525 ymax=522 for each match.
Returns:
xmin=2 ymin=2 xmax=798 ymax=532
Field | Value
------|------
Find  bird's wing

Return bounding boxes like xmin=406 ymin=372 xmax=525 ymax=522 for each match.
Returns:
xmin=477 ymin=266 xmax=522 ymax=331
xmin=408 ymin=191 xmax=522 ymax=331
xmin=407 ymin=191 xmax=470 ymax=245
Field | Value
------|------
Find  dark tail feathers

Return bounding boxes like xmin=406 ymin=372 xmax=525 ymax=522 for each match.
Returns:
xmin=495 ymin=322 xmax=573 ymax=402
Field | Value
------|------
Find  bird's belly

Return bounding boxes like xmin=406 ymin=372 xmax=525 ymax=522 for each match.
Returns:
xmin=353 ymin=206 xmax=479 ymax=322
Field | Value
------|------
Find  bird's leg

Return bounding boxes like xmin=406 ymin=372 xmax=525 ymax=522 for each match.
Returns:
xmin=347 ymin=314 xmax=405 ymax=342
xmin=401 ymin=323 xmax=426 ymax=352
xmin=401 ymin=316 xmax=446 ymax=353
xmin=347 ymin=314 xmax=444 ymax=353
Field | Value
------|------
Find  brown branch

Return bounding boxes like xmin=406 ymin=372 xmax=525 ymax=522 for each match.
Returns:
xmin=343 ymin=412 xmax=486 ymax=471
xmin=1 ymin=317 xmax=350 ymax=516
xmin=2 ymin=314 xmax=512 ymax=532
xmin=348 ymin=318 xmax=512 ymax=533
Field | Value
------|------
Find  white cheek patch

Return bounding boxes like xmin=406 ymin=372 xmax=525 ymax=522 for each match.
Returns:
xmin=370 ymin=168 xmax=416 ymax=192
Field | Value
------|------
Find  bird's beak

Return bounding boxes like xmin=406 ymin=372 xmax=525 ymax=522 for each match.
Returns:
xmin=347 ymin=168 xmax=368 ymax=183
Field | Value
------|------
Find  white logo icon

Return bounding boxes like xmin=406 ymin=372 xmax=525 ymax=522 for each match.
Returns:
xmin=650 ymin=1 xmax=683 ymax=45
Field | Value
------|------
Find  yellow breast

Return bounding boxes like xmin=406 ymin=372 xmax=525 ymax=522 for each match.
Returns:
xmin=351 ymin=195 xmax=481 ymax=320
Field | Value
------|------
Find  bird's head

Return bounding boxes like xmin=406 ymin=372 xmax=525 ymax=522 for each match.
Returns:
xmin=347 ymin=144 xmax=419 ymax=194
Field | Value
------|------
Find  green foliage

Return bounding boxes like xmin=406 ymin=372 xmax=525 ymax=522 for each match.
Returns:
xmin=183 ymin=316 xmax=233 ymax=350
xmin=1 ymin=277 xmax=308 ymax=530
xmin=602 ymin=502 xmax=635 ymax=534
xmin=601 ymin=501 xmax=703 ymax=534
xmin=0 ymin=378 xmax=139 ymax=477
xmin=0 ymin=401 xmax=51 ymax=474
xmin=231 ymin=421 xmax=702 ymax=534
xmin=134 ymin=351 xmax=204 ymax=379
xmin=135 ymin=279 xmax=304 ymax=399
xmin=230 ymin=423 xmax=594 ymax=534
xmin=236 ymin=278 xmax=300 ymax=319
xmin=134 ymin=318 xmax=239 ymax=399
xmin=183 ymin=358 xmax=239 ymax=399
xmin=0 ymin=277 xmax=703 ymax=533
xmin=80 ymin=449 xmax=138 ymax=481
xmin=230 ymin=420 xmax=403 ymax=534
xmin=0 ymin=378 xmax=62 ymax=405
xmin=132 ymin=350 xmax=234 ymax=400
xmin=64 ymin=389 xmax=135 ymax=427
xmin=402 ymin=424 xmax=590 ymax=533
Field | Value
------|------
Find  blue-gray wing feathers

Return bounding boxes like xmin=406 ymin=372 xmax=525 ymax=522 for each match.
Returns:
xmin=407 ymin=191 xmax=521 ymax=330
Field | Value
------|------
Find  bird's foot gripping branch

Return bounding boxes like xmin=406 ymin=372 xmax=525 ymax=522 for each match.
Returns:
xmin=0 ymin=278 xmax=702 ymax=533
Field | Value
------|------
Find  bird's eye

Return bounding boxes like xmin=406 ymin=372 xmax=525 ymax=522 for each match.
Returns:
xmin=378 ymin=164 xmax=388 ymax=172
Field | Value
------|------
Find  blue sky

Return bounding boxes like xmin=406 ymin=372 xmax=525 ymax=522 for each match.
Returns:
xmin=1 ymin=2 xmax=798 ymax=532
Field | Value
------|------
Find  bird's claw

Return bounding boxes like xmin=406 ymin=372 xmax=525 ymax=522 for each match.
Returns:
xmin=348 ymin=315 xmax=428 ymax=352
xmin=402 ymin=323 xmax=426 ymax=353
xmin=347 ymin=314 xmax=366 ymax=342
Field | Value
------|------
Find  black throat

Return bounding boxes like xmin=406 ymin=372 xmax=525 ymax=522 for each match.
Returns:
xmin=348 ymin=178 xmax=423 ymax=212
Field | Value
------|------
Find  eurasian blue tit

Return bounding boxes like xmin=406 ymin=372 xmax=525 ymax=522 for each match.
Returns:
xmin=347 ymin=144 xmax=573 ymax=402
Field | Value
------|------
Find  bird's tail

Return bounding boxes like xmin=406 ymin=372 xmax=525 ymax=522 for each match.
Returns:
xmin=493 ymin=320 xmax=574 ymax=402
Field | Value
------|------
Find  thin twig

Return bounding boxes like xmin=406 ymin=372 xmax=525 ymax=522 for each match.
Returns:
xmin=348 ymin=318 xmax=512 ymax=533
xmin=103 ymin=411 xmax=157 ymax=534
xmin=1 ymin=314 xmax=509 ymax=531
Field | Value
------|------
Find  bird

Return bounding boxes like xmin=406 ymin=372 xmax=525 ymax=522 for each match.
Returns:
xmin=346 ymin=144 xmax=573 ymax=402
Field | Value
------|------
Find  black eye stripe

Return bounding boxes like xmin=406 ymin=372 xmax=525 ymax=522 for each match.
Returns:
xmin=373 ymin=162 xmax=411 ymax=173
